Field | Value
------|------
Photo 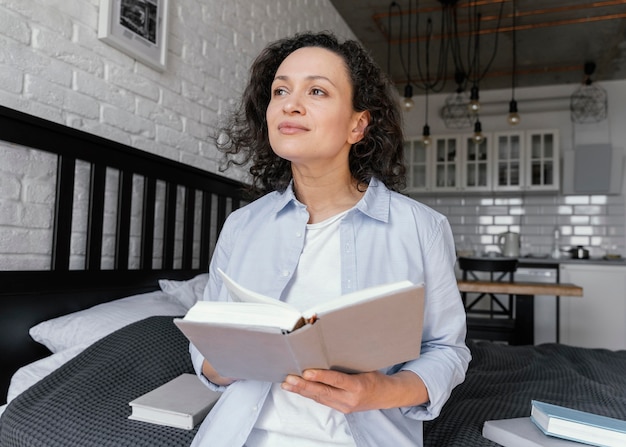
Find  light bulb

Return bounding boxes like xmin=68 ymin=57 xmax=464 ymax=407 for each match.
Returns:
xmin=402 ymin=96 xmax=415 ymax=111
xmin=473 ymin=120 xmax=484 ymax=143
xmin=468 ymin=85 xmax=480 ymax=113
xmin=422 ymin=124 xmax=431 ymax=146
xmin=507 ymin=99 xmax=521 ymax=125
xmin=402 ymin=84 xmax=414 ymax=111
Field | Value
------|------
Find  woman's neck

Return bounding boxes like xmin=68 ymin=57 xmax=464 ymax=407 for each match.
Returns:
xmin=292 ymin=169 xmax=366 ymax=224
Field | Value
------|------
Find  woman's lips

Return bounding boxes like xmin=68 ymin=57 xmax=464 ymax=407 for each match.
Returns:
xmin=277 ymin=122 xmax=308 ymax=134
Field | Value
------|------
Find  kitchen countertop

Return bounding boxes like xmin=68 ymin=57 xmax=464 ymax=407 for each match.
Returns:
xmin=457 ymin=255 xmax=626 ymax=267
xmin=457 ymin=279 xmax=583 ymax=296
xmin=519 ymin=256 xmax=626 ymax=267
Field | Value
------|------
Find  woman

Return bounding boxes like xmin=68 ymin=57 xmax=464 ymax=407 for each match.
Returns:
xmin=190 ymin=31 xmax=470 ymax=447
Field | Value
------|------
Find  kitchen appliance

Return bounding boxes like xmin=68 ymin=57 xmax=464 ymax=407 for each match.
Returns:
xmin=562 ymin=245 xmax=590 ymax=259
xmin=498 ymin=232 xmax=520 ymax=258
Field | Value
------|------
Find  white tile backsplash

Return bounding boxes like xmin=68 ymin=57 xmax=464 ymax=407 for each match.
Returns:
xmin=418 ymin=193 xmax=626 ymax=258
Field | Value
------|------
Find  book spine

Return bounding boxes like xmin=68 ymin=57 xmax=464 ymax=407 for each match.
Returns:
xmin=286 ymin=323 xmax=330 ymax=372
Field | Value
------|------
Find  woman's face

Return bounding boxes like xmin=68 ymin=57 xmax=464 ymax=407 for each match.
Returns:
xmin=266 ymin=46 xmax=368 ymax=173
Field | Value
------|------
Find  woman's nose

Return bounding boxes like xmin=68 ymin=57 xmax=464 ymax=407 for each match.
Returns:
xmin=283 ymin=94 xmax=304 ymax=114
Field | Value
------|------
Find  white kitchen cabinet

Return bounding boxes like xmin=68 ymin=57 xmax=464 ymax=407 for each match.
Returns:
xmin=493 ymin=129 xmax=559 ymax=192
xmin=462 ymin=134 xmax=492 ymax=191
xmin=432 ymin=135 xmax=462 ymax=192
xmin=493 ymin=130 xmax=525 ymax=191
xmin=405 ymin=129 xmax=560 ymax=194
xmin=526 ymin=129 xmax=560 ymax=191
xmin=404 ymin=138 xmax=431 ymax=192
xmin=405 ymin=134 xmax=490 ymax=193
xmin=558 ymin=263 xmax=626 ymax=350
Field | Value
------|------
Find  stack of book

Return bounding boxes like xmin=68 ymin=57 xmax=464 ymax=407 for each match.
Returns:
xmin=482 ymin=400 xmax=626 ymax=447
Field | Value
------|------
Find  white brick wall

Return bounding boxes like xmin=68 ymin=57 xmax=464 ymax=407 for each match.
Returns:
xmin=0 ymin=0 xmax=355 ymax=268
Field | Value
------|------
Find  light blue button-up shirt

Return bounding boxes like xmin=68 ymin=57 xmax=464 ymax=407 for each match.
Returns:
xmin=190 ymin=178 xmax=470 ymax=447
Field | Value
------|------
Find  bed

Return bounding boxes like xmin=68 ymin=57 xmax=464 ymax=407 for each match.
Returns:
xmin=2 ymin=106 xmax=626 ymax=446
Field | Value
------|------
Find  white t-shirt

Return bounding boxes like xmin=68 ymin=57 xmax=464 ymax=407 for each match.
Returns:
xmin=246 ymin=210 xmax=356 ymax=447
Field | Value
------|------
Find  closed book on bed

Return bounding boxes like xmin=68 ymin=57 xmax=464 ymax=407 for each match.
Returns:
xmin=483 ymin=417 xmax=583 ymax=447
xmin=128 ymin=373 xmax=220 ymax=430
xmin=530 ymin=400 xmax=626 ymax=447
xmin=174 ymin=269 xmax=424 ymax=383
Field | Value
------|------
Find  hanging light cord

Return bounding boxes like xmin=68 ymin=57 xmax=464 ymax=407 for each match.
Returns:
xmin=511 ymin=0 xmax=517 ymax=100
xmin=388 ymin=1 xmax=412 ymax=87
xmin=466 ymin=0 xmax=505 ymax=85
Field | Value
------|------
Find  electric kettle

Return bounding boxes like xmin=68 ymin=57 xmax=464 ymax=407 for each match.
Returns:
xmin=498 ymin=232 xmax=520 ymax=258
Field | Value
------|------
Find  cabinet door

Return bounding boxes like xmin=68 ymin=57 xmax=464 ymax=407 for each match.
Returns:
xmin=432 ymin=136 xmax=461 ymax=191
xmin=526 ymin=130 xmax=560 ymax=191
xmin=559 ymin=264 xmax=626 ymax=350
xmin=462 ymin=135 xmax=492 ymax=191
xmin=493 ymin=131 xmax=524 ymax=191
xmin=403 ymin=138 xmax=430 ymax=192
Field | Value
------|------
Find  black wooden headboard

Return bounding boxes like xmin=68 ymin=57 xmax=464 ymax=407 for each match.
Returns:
xmin=0 ymin=105 xmax=246 ymax=403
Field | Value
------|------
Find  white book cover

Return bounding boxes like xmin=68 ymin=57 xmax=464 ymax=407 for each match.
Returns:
xmin=531 ymin=400 xmax=626 ymax=447
xmin=128 ymin=373 xmax=221 ymax=430
xmin=483 ymin=417 xmax=584 ymax=447
xmin=174 ymin=270 xmax=425 ymax=382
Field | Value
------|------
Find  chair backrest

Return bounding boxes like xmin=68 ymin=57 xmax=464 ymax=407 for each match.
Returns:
xmin=458 ymin=257 xmax=518 ymax=275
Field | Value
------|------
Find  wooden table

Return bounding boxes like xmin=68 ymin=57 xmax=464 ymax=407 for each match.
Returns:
xmin=457 ymin=280 xmax=583 ymax=345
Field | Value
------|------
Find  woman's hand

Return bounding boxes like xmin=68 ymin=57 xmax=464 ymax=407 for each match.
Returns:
xmin=281 ymin=369 xmax=428 ymax=414
xmin=202 ymin=359 xmax=237 ymax=386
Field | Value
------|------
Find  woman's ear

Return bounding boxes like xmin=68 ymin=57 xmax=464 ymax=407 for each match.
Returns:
xmin=348 ymin=111 xmax=371 ymax=144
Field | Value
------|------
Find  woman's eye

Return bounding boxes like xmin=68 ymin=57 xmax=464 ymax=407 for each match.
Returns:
xmin=273 ymin=87 xmax=287 ymax=96
xmin=311 ymin=88 xmax=326 ymax=96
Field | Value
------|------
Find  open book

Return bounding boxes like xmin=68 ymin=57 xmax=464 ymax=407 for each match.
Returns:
xmin=174 ymin=269 xmax=425 ymax=382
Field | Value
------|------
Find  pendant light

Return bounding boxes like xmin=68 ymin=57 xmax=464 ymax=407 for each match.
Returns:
xmin=472 ymin=118 xmax=484 ymax=144
xmin=422 ymin=87 xmax=432 ymax=146
xmin=441 ymin=71 xmax=471 ymax=129
xmin=570 ymin=62 xmax=607 ymax=124
xmin=468 ymin=85 xmax=480 ymax=113
xmin=402 ymin=84 xmax=415 ymax=111
xmin=507 ymin=0 xmax=521 ymax=125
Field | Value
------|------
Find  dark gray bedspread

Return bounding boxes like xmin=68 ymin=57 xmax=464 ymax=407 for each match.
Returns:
xmin=0 ymin=316 xmax=197 ymax=447
xmin=424 ymin=341 xmax=626 ymax=446
xmin=2 ymin=316 xmax=626 ymax=447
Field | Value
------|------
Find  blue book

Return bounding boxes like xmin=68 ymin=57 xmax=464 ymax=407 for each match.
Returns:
xmin=530 ymin=400 xmax=626 ymax=447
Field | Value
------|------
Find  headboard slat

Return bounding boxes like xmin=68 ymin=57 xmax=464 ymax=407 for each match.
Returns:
xmin=86 ymin=163 xmax=107 ymax=270
xmin=52 ymin=155 xmax=76 ymax=271
xmin=199 ymin=191 xmax=213 ymax=269
xmin=115 ymin=170 xmax=134 ymax=270
xmin=140 ymin=177 xmax=157 ymax=270
xmin=182 ymin=187 xmax=196 ymax=270
xmin=162 ymin=182 xmax=178 ymax=269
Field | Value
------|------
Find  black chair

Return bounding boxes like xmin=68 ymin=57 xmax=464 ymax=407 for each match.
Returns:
xmin=458 ymin=257 xmax=519 ymax=343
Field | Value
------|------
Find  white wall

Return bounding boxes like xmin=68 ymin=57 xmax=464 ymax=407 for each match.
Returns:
xmin=0 ymin=0 xmax=355 ymax=269
xmin=402 ymin=81 xmax=626 ymax=258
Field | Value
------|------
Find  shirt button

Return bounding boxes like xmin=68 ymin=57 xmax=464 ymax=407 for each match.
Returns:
xmin=252 ymin=405 xmax=258 ymax=412
xmin=282 ymin=270 xmax=290 ymax=277
xmin=295 ymin=232 xmax=302 ymax=238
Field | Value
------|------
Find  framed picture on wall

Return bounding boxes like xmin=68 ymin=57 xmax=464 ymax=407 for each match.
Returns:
xmin=98 ymin=0 xmax=169 ymax=72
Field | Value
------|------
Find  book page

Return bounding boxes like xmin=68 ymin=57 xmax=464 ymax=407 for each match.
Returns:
xmin=303 ymin=280 xmax=416 ymax=318
xmin=183 ymin=301 xmax=302 ymax=332
xmin=218 ymin=268 xmax=295 ymax=311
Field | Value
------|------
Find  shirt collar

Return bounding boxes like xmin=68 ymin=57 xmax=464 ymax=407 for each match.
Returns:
xmin=355 ymin=177 xmax=391 ymax=223
xmin=270 ymin=177 xmax=391 ymax=223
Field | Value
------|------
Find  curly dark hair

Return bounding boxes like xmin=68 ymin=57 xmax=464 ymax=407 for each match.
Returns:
xmin=216 ymin=31 xmax=406 ymax=197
